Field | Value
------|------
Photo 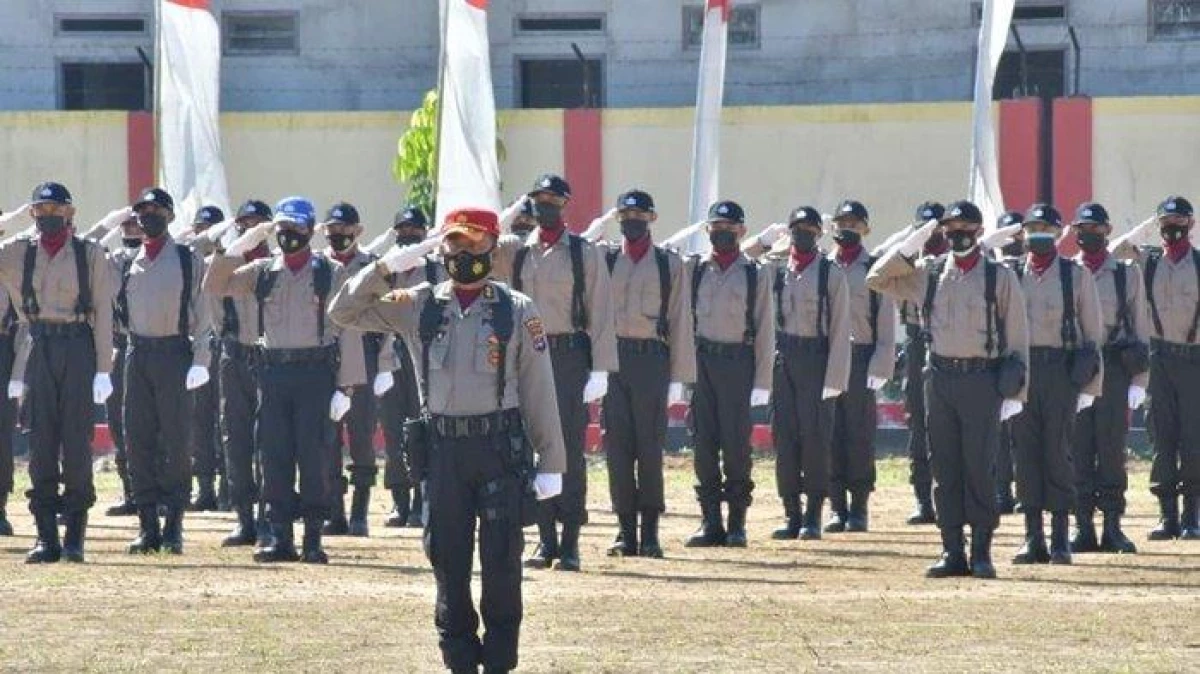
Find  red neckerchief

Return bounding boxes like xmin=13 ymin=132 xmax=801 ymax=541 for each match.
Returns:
xmin=790 ymin=248 xmax=817 ymax=272
xmin=284 ymin=249 xmax=312 ymax=273
xmin=954 ymin=248 xmax=982 ymax=273
xmin=40 ymin=228 xmax=70 ymax=257
xmin=143 ymin=235 xmax=168 ymax=262
xmin=1082 ymin=249 xmax=1109 ymax=273
xmin=538 ymin=223 xmax=565 ymax=247
xmin=244 ymin=243 xmax=270 ymax=263
xmin=1029 ymin=251 xmax=1057 ymax=276
xmin=924 ymin=239 xmax=949 ymax=256
xmin=712 ymin=249 xmax=740 ymax=271
xmin=331 ymin=249 xmax=356 ymax=266
xmin=1166 ymin=238 xmax=1192 ymax=264
xmin=836 ymin=243 xmax=864 ymax=266
xmin=623 ymin=234 xmax=652 ymax=263
xmin=454 ymin=286 xmax=484 ymax=310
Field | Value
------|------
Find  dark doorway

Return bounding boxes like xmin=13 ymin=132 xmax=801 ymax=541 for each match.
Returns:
xmin=519 ymin=58 xmax=603 ymax=109
xmin=61 ymin=62 xmax=148 ymax=110
xmin=993 ymin=49 xmax=1066 ymax=100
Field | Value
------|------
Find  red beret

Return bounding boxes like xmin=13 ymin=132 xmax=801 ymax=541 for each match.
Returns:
xmin=443 ymin=207 xmax=500 ymax=239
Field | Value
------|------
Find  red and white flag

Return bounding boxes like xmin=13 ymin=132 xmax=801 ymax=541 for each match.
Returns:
xmin=157 ymin=0 xmax=230 ymax=232
xmin=969 ymin=0 xmax=1015 ymax=231
xmin=435 ymin=0 xmax=501 ymax=225
xmin=684 ymin=0 xmax=730 ymax=255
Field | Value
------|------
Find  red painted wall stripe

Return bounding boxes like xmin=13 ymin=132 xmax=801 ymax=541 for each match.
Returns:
xmin=562 ymin=108 xmax=603 ymax=232
xmin=1052 ymin=96 xmax=1093 ymax=258
xmin=126 ymin=112 xmax=155 ymax=202
xmin=998 ymin=98 xmax=1043 ymax=217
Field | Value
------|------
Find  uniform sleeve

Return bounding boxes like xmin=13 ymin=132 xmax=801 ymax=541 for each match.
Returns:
xmin=191 ymin=237 xmax=217 ymax=258
xmin=377 ymin=334 xmax=399 ymax=374
xmin=189 ymin=251 xmax=212 ymax=368
xmin=1109 ymin=240 xmax=1146 ymax=264
xmin=89 ymin=243 xmax=115 ymax=373
xmin=0 ymin=239 xmax=25 ymax=306
xmin=1128 ymin=262 xmax=1152 ymax=389
xmin=585 ymin=243 xmax=618 ymax=374
xmin=202 ymin=254 xmax=261 ymax=299
xmin=868 ymin=292 xmax=897 ymax=381
xmin=667 ymin=253 xmax=696 ymax=384
xmin=752 ymin=262 xmax=776 ymax=391
xmin=866 ymin=248 xmax=927 ymax=306
xmin=515 ymin=299 xmax=567 ymax=474
xmin=331 ymin=265 xmax=368 ymax=389
xmin=741 ymin=237 xmax=770 ymax=260
xmin=1075 ymin=264 xmax=1105 ymax=397
xmin=489 ymin=234 xmax=522 ymax=285
xmin=9 ymin=322 xmax=30 ymax=384
xmin=328 ymin=260 xmax=421 ymax=342
xmin=999 ymin=267 xmax=1030 ymax=402
xmin=824 ymin=268 xmax=853 ymax=393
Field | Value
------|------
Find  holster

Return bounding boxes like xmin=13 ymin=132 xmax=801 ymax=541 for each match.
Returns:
xmin=1114 ymin=340 xmax=1150 ymax=376
xmin=504 ymin=426 xmax=538 ymax=527
xmin=996 ymin=354 xmax=1026 ymax=399
xmin=1068 ymin=342 xmax=1101 ymax=388
xmin=404 ymin=415 xmax=432 ymax=483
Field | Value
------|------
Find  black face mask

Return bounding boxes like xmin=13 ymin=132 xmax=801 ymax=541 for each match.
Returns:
xmin=445 ymin=249 xmax=492 ymax=284
xmin=511 ymin=223 xmax=535 ymax=237
xmin=1076 ymin=231 xmax=1107 ymax=254
xmin=122 ymin=237 xmax=142 ymax=249
xmin=709 ymin=229 xmax=738 ymax=254
xmin=834 ymin=229 xmax=862 ymax=248
xmin=35 ymin=215 xmax=66 ymax=236
xmin=620 ymin=218 xmax=648 ymax=241
xmin=1162 ymin=225 xmax=1189 ymax=244
xmin=395 ymin=233 xmax=425 ymax=247
xmin=534 ymin=203 xmax=563 ymax=229
xmin=138 ymin=213 xmax=168 ymax=238
xmin=1025 ymin=233 xmax=1057 ymax=256
xmin=791 ymin=229 xmax=817 ymax=253
xmin=946 ymin=230 xmax=977 ymax=255
xmin=276 ymin=229 xmax=311 ymax=254
xmin=327 ymin=233 xmax=354 ymax=252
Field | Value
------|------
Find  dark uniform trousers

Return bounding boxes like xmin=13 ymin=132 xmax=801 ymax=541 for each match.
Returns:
xmin=219 ymin=342 xmax=260 ymax=508
xmin=124 ymin=336 xmax=193 ymax=508
xmin=107 ymin=335 xmax=129 ymax=490
xmin=772 ymin=338 xmax=833 ymax=500
xmin=830 ymin=345 xmax=879 ymax=496
xmin=903 ymin=326 xmax=931 ymax=492
xmin=258 ymin=354 xmax=335 ymax=522
xmin=26 ymin=328 xmax=97 ymax=514
xmin=426 ymin=429 xmax=525 ymax=672
xmin=996 ymin=421 xmax=1016 ymax=497
xmin=1072 ymin=348 xmax=1133 ymax=514
xmin=692 ymin=344 xmax=756 ymax=507
xmin=381 ymin=339 xmax=421 ymax=493
xmin=0 ymin=333 xmax=16 ymax=497
xmin=1148 ymin=346 xmax=1200 ymax=498
xmin=541 ymin=340 xmax=590 ymax=526
xmin=602 ymin=339 xmax=670 ymax=516
xmin=1011 ymin=350 xmax=1077 ymax=513
xmin=925 ymin=364 xmax=1002 ymax=529
xmin=189 ymin=343 xmax=222 ymax=483
xmin=332 ymin=335 xmax=381 ymax=496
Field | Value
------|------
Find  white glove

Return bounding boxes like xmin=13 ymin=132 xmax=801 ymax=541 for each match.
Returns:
xmin=364 ymin=229 xmax=398 ymax=255
xmin=661 ymin=221 xmax=706 ymax=250
xmin=667 ymin=382 xmax=685 ymax=405
xmin=199 ymin=218 xmax=237 ymax=244
xmin=93 ymin=373 xmax=113 ymax=405
xmin=534 ymin=472 xmax=562 ymax=500
xmin=980 ymin=223 xmax=1023 ymax=250
xmin=750 ymin=388 xmax=771 ymax=406
xmin=822 ymin=387 xmax=842 ymax=400
xmin=1000 ymin=399 xmax=1023 ymax=422
xmin=1109 ymin=216 xmax=1158 ymax=252
xmin=499 ymin=194 xmax=532 ymax=230
xmin=224 ymin=221 xmax=273 ymax=257
xmin=185 ymin=365 xmax=210 ymax=391
xmin=93 ymin=206 xmax=134 ymax=232
xmin=7 ymin=380 xmax=24 ymax=400
xmin=583 ymin=371 xmax=609 ymax=403
xmin=870 ymin=226 xmax=915 ymax=257
xmin=0 ymin=203 xmax=30 ymax=230
xmin=752 ymin=223 xmax=789 ymax=249
xmin=1128 ymin=385 xmax=1147 ymax=410
xmin=381 ymin=236 xmax=442 ymax=274
xmin=1076 ymin=393 xmax=1095 ymax=413
xmin=373 ymin=371 xmax=395 ymax=396
xmin=897 ymin=219 xmax=939 ymax=257
xmin=330 ymin=390 xmax=352 ymax=421
xmin=867 ymin=376 xmax=888 ymax=391
xmin=581 ymin=208 xmax=617 ymax=243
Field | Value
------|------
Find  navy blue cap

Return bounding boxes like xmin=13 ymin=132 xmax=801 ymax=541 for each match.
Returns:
xmin=324 ymin=201 xmax=360 ymax=225
xmin=393 ymin=205 xmax=428 ymax=228
xmin=31 ymin=182 xmax=72 ymax=205
xmin=943 ymin=200 xmax=984 ymax=225
xmin=788 ymin=206 xmax=822 ymax=228
xmin=998 ymin=210 xmax=1024 ymax=228
xmin=1073 ymin=202 xmax=1110 ymax=226
xmin=236 ymin=199 xmax=272 ymax=221
xmin=194 ymin=205 xmax=225 ymax=226
xmin=707 ymin=200 xmax=745 ymax=225
xmin=1158 ymin=196 xmax=1194 ymax=218
xmin=530 ymin=174 xmax=571 ymax=199
xmin=915 ymin=201 xmax=944 ymax=223
xmin=1025 ymin=203 xmax=1063 ymax=227
xmin=133 ymin=187 xmax=174 ymax=212
xmin=833 ymin=199 xmax=869 ymax=223
xmin=616 ymin=189 xmax=655 ymax=213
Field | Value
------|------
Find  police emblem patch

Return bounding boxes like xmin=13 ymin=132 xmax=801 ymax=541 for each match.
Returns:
xmin=524 ymin=317 xmax=547 ymax=352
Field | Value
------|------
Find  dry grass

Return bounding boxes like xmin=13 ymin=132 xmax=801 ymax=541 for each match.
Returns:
xmin=0 ymin=455 xmax=1197 ymax=673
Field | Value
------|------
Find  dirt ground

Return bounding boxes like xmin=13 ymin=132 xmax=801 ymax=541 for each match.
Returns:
xmin=0 ymin=455 xmax=1196 ymax=673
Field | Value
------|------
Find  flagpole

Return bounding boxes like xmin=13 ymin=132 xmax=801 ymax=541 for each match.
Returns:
xmin=152 ymin=0 xmax=164 ymax=187
xmin=432 ymin=0 xmax=450 ymax=197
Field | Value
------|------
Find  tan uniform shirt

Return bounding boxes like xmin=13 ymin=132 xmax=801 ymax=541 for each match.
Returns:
xmin=328 ymin=264 xmax=567 ymax=473
xmin=121 ymin=237 xmax=211 ymax=366
xmin=330 ymin=246 xmax=396 ymax=374
xmin=0 ymin=235 xmax=115 ymax=372
xmin=1019 ymin=256 xmax=1105 ymax=396
xmin=690 ymin=254 xmax=776 ymax=390
xmin=867 ymin=249 xmax=1031 ymax=401
xmin=203 ymin=253 xmax=367 ymax=388
xmin=834 ymin=247 xmax=897 ymax=381
xmin=760 ymin=257 xmax=852 ymax=392
xmin=1081 ymin=254 xmax=1151 ymax=388
xmin=603 ymin=242 xmax=696 ymax=384
xmin=1113 ymin=244 xmax=1200 ymax=347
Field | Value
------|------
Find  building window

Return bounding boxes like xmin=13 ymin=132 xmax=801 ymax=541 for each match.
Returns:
xmin=56 ymin=16 xmax=147 ymax=35
xmin=993 ymin=49 xmax=1066 ymax=99
xmin=1152 ymin=0 xmax=1200 ymax=40
xmin=222 ymin=12 xmax=298 ymax=55
xmin=60 ymin=62 xmax=148 ymax=111
xmin=517 ymin=14 xmax=605 ymax=34
xmin=518 ymin=58 xmax=604 ymax=109
xmin=972 ymin=2 xmax=1067 ymax=24
xmin=683 ymin=5 xmax=760 ymax=50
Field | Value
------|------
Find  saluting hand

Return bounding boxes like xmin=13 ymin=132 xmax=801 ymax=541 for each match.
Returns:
xmin=224 ymin=221 xmax=273 ymax=258
xmin=897 ymin=219 xmax=939 ymax=257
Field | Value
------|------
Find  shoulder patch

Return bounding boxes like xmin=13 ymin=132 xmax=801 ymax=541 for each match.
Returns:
xmin=524 ymin=316 xmax=547 ymax=352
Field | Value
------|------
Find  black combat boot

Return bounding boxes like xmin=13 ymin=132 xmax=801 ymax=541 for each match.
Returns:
xmin=1048 ymin=511 xmax=1072 ymax=565
xmin=407 ymin=485 xmax=424 ymax=528
xmin=62 ymin=511 xmax=88 ymax=563
xmin=1148 ymin=495 xmax=1181 ymax=541
xmin=1100 ymin=511 xmax=1137 ymax=553
xmin=1070 ymin=507 xmax=1099 ymax=553
xmin=128 ymin=504 xmax=162 ymax=554
xmin=771 ymin=495 xmax=802 ymax=540
xmin=799 ymin=497 xmax=823 ymax=541
xmin=162 ymin=506 xmax=185 ymax=555
xmin=222 ymin=504 xmax=258 ymax=547
xmin=639 ymin=510 xmax=663 ymax=558
xmin=725 ymin=504 xmax=748 ymax=548
xmin=0 ymin=492 xmax=13 ymax=536
xmin=907 ymin=484 xmax=937 ymax=525
xmin=969 ymin=526 xmax=996 ymax=579
xmin=301 ymin=517 xmax=328 ymax=564
xmin=384 ymin=488 xmax=410 ymax=528
xmin=555 ymin=522 xmax=581 ymax=572
xmin=255 ymin=502 xmax=274 ymax=548
xmin=254 ymin=520 xmax=300 ymax=563
xmin=607 ymin=513 xmax=638 ymax=557
xmin=1179 ymin=495 xmax=1200 ymax=540
xmin=323 ymin=487 xmax=350 ymax=536
xmin=216 ymin=473 xmax=231 ymax=512
xmin=824 ymin=491 xmax=848 ymax=533
xmin=523 ymin=513 xmax=558 ymax=569
xmin=188 ymin=479 xmax=218 ymax=512
xmin=684 ymin=497 xmax=726 ymax=547
xmin=1012 ymin=510 xmax=1050 ymax=564
xmin=846 ymin=491 xmax=870 ymax=533
xmin=348 ymin=486 xmax=370 ymax=537
xmin=925 ymin=527 xmax=970 ymax=578
xmin=25 ymin=508 xmax=62 ymax=564
xmin=106 ymin=471 xmax=138 ymax=516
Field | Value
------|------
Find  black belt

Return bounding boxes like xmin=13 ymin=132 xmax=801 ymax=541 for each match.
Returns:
xmin=431 ymin=409 xmax=522 ymax=439
xmin=129 ymin=334 xmax=190 ymax=352
xmin=547 ymin=333 xmax=590 ymax=351
xmin=1151 ymin=338 xmax=1200 ymax=361
xmin=259 ymin=345 xmax=337 ymax=366
xmin=776 ymin=333 xmax=828 ymax=353
xmin=1029 ymin=346 xmax=1068 ymax=363
xmin=929 ymin=354 xmax=999 ymax=373
xmin=29 ymin=321 xmax=92 ymax=339
xmin=696 ymin=337 xmax=753 ymax=358
xmin=618 ymin=338 xmax=668 ymax=355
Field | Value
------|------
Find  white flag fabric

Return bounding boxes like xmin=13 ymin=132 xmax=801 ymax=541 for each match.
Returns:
xmin=434 ymin=0 xmax=501 ymax=225
xmin=157 ymin=0 xmax=230 ymax=233
xmin=969 ymin=0 xmax=1015 ymax=231
xmin=684 ymin=0 xmax=730 ymax=256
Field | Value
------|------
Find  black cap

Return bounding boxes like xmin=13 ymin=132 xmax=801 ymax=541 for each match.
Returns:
xmin=998 ymin=210 xmax=1025 ymax=228
xmin=133 ymin=187 xmax=174 ymax=213
xmin=194 ymin=205 xmax=225 ymax=226
xmin=1157 ymin=195 xmax=1194 ymax=218
xmin=236 ymin=199 xmax=272 ymax=222
xmin=324 ymin=201 xmax=360 ymax=225
xmin=707 ymin=200 xmax=745 ymax=224
xmin=1025 ymin=203 xmax=1063 ymax=227
xmin=942 ymin=200 xmax=984 ymax=225
xmin=30 ymin=182 xmax=72 ymax=205
xmin=393 ymin=205 xmax=428 ymax=228
xmin=915 ymin=201 xmax=944 ymax=223
xmin=1073 ymin=202 xmax=1110 ymax=225
xmin=788 ymin=206 xmax=822 ymax=228
xmin=530 ymin=174 xmax=571 ymax=199
xmin=615 ymin=189 xmax=655 ymax=213
xmin=833 ymin=199 xmax=869 ymax=223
